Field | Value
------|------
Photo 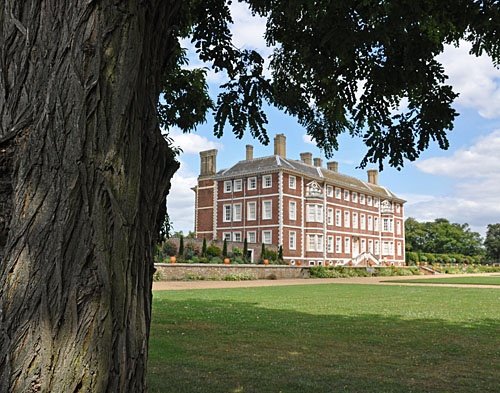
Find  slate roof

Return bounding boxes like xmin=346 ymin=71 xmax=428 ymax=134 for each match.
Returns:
xmin=214 ymin=155 xmax=405 ymax=202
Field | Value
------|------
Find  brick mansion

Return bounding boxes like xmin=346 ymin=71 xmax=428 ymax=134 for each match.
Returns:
xmin=193 ymin=134 xmax=405 ymax=266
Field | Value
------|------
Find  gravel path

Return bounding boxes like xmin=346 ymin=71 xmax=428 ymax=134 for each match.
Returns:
xmin=153 ymin=273 xmax=500 ymax=291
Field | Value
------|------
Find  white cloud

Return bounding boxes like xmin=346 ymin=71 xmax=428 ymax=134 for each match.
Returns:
xmin=408 ymin=129 xmax=500 ymax=235
xmin=302 ymin=134 xmax=315 ymax=145
xmin=416 ymin=130 xmax=500 ymax=178
xmin=403 ymin=193 xmax=498 ymax=237
xmin=168 ymin=129 xmax=223 ymax=155
xmin=166 ymin=160 xmax=198 ymax=234
xmin=439 ymin=42 xmax=500 ymax=119
xmin=230 ymin=3 xmax=270 ymax=55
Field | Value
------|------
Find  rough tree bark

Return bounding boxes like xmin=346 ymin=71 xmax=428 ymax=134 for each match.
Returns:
xmin=0 ymin=1 xmax=181 ymax=391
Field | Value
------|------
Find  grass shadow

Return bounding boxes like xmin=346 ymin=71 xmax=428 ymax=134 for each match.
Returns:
xmin=148 ymin=285 xmax=499 ymax=393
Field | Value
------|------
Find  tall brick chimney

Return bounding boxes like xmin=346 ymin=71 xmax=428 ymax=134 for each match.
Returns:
xmin=274 ymin=134 xmax=286 ymax=157
xmin=199 ymin=149 xmax=217 ymax=177
xmin=313 ymin=158 xmax=323 ymax=167
xmin=300 ymin=152 xmax=312 ymax=166
xmin=246 ymin=145 xmax=254 ymax=161
xmin=327 ymin=161 xmax=338 ymax=172
xmin=367 ymin=169 xmax=378 ymax=185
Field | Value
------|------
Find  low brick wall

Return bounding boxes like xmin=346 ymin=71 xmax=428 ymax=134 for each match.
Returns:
xmin=154 ymin=263 xmax=310 ymax=281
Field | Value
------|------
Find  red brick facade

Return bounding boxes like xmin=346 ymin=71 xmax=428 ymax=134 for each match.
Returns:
xmin=193 ymin=136 xmax=406 ymax=266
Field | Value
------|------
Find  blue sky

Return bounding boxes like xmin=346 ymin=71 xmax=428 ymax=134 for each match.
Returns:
xmin=167 ymin=3 xmax=500 ymax=237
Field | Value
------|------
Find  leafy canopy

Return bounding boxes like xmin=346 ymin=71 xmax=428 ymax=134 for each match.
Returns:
xmin=484 ymin=223 xmax=500 ymax=262
xmin=405 ymin=217 xmax=484 ymax=256
xmin=158 ymin=0 xmax=500 ymax=169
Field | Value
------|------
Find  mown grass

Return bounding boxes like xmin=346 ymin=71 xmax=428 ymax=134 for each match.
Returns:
xmin=387 ymin=276 xmax=500 ymax=286
xmin=148 ymin=284 xmax=500 ymax=393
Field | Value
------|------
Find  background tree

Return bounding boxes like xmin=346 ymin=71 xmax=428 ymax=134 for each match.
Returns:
xmin=405 ymin=218 xmax=484 ymax=256
xmin=202 ymin=237 xmax=208 ymax=257
xmin=243 ymin=238 xmax=248 ymax=262
xmin=178 ymin=235 xmax=185 ymax=257
xmin=222 ymin=239 xmax=228 ymax=258
xmin=1 ymin=1 xmax=499 ymax=391
xmin=484 ymin=224 xmax=500 ymax=263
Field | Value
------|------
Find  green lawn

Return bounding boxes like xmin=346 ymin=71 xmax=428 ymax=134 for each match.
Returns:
xmin=387 ymin=276 xmax=500 ymax=286
xmin=148 ymin=284 xmax=500 ymax=393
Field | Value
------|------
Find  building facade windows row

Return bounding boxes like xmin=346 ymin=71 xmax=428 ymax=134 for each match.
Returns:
xmin=224 ymin=175 xmax=273 ymax=193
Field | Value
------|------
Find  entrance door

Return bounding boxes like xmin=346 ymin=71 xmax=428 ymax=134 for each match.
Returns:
xmin=352 ymin=238 xmax=360 ymax=257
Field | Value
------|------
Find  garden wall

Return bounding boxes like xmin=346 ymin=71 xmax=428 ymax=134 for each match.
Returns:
xmin=154 ymin=263 xmax=310 ymax=281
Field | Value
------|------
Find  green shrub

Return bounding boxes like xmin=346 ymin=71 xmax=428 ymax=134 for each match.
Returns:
xmin=153 ymin=269 xmax=164 ymax=281
xmin=183 ymin=273 xmax=205 ymax=281
xmin=210 ymin=256 xmax=223 ymax=264
xmin=197 ymin=257 xmax=209 ymax=264
xmin=406 ymin=252 xmax=419 ymax=265
xmin=232 ymin=247 xmax=243 ymax=257
xmin=233 ymin=256 xmax=245 ymax=264
xmin=223 ymin=273 xmax=255 ymax=281
xmin=206 ymin=244 xmax=222 ymax=257
xmin=163 ymin=240 xmax=177 ymax=257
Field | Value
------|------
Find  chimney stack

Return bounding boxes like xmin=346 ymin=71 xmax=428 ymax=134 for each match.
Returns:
xmin=274 ymin=134 xmax=286 ymax=158
xmin=327 ymin=161 xmax=338 ymax=172
xmin=313 ymin=158 xmax=323 ymax=167
xmin=246 ymin=145 xmax=254 ymax=161
xmin=199 ymin=149 xmax=217 ymax=177
xmin=367 ymin=169 xmax=379 ymax=185
xmin=300 ymin=152 xmax=313 ymax=166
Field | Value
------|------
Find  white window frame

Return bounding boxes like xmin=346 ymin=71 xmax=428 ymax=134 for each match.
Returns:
xmin=367 ymin=196 xmax=372 ymax=206
xmin=375 ymin=240 xmax=380 ymax=255
xmin=335 ymin=209 xmax=341 ymax=226
xmin=234 ymin=179 xmax=242 ymax=192
xmin=344 ymin=237 xmax=351 ymax=254
xmin=360 ymin=214 xmax=366 ymax=230
xmin=352 ymin=192 xmax=358 ymax=203
xmin=361 ymin=239 xmax=366 ymax=253
xmin=224 ymin=181 xmax=232 ymax=193
xmin=396 ymin=220 xmax=401 ymax=235
xmin=247 ymin=177 xmax=257 ymax=190
xmin=247 ymin=201 xmax=256 ymax=221
xmin=327 ymin=236 xmax=334 ymax=253
xmin=289 ymin=231 xmax=296 ymax=250
xmin=289 ymin=175 xmax=296 ymax=189
xmin=223 ymin=204 xmax=232 ymax=222
xmin=374 ymin=198 xmax=379 ymax=207
xmin=307 ymin=234 xmax=324 ymax=252
xmin=344 ymin=211 xmax=350 ymax=228
xmin=335 ymin=187 xmax=341 ymax=199
xmin=335 ymin=236 xmax=342 ymax=253
xmin=247 ymin=231 xmax=256 ymax=243
xmin=263 ymin=175 xmax=272 ymax=188
xmin=327 ymin=208 xmax=334 ymax=225
xmin=326 ymin=186 xmax=333 ymax=197
xmin=262 ymin=200 xmax=272 ymax=220
xmin=374 ymin=217 xmax=379 ymax=231
xmin=359 ymin=194 xmax=365 ymax=205
xmin=382 ymin=241 xmax=390 ymax=255
xmin=223 ymin=232 xmax=231 ymax=241
xmin=306 ymin=204 xmax=323 ymax=223
xmin=368 ymin=215 xmax=373 ymax=231
xmin=368 ymin=239 xmax=374 ymax=254
xmin=233 ymin=203 xmax=242 ymax=222
xmin=289 ymin=201 xmax=297 ymax=220
xmin=397 ymin=241 xmax=402 ymax=256
xmin=352 ymin=212 xmax=358 ymax=229
xmin=262 ymin=230 xmax=272 ymax=244
xmin=344 ymin=190 xmax=350 ymax=201
xmin=233 ymin=232 xmax=242 ymax=242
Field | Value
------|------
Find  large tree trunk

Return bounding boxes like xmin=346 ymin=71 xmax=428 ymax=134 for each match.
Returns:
xmin=0 ymin=1 xmax=180 ymax=391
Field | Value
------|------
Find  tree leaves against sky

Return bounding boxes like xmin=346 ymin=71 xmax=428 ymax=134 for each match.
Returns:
xmin=158 ymin=0 xmax=500 ymax=169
